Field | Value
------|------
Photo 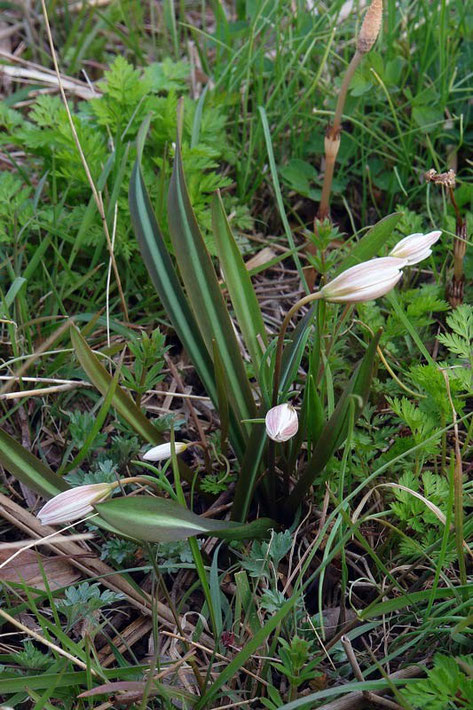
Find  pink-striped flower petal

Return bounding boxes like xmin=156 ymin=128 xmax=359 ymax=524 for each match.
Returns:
xmin=37 ymin=483 xmax=113 ymax=526
xmin=321 ymin=257 xmax=407 ymax=303
xmin=265 ymin=404 xmax=299 ymax=443
xmin=389 ymin=230 xmax=441 ymax=265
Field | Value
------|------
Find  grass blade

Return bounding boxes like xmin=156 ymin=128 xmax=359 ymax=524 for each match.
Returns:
xmin=70 ymin=325 xmax=162 ymax=445
xmin=0 ymin=428 xmax=68 ymax=498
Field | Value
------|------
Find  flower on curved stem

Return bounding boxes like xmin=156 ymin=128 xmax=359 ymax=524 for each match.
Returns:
xmin=272 ymin=256 xmax=408 ymax=407
xmin=320 ymin=257 xmax=407 ymax=303
xmin=142 ymin=441 xmax=188 ymax=461
xmin=389 ymin=230 xmax=441 ymax=265
xmin=37 ymin=476 xmax=159 ymax=526
xmin=37 ymin=483 xmax=114 ymax=525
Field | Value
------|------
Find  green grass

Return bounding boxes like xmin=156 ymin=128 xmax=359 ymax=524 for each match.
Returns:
xmin=0 ymin=0 xmax=473 ymax=708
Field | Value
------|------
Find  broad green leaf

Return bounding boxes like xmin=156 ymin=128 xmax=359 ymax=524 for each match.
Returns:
xmin=129 ymin=154 xmax=245 ymax=459
xmin=70 ymin=325 xmax=163 ymax=445
xmin=96 ymin=495 xmax=274 ymax=542
xmin=129 ymin=158 xmax=217 ymax=405
xmin=212 ymin=191 xmax=267 ymax=375
xmin=285 ymin=329 xmax=382 ymax=516
xmin=336 ymin=212 xmax=403 ymax=275
xmin=168 ymin=102 xmax=256 ymax=430
xmin=0 ymin=428 xmax=68 ymax=498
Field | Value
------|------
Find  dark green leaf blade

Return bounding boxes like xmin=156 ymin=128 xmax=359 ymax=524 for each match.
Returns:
xmin=212 ymin=191 xmax=267 ymax=375
xmin=70 ymin=325 xmax=163 ymax=445
xmin=336 ymin=212 xmax=403 ymax=275
xmin=0 ymin=428 xmax=68 ymax=498
xmin=129 ymin=159 xmax=218 ymax=406
xmin=96 ymin=496 xmax=274 ymax=542
xmin=167 ymin=105 xmax=256 ymax=428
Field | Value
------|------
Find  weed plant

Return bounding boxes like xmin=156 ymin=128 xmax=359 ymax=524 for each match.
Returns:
xmin=0 ymin=1 xmax=473 ymax=709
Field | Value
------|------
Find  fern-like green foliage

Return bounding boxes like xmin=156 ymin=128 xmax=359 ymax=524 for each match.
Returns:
xmin=437 ymin=305 xmax=473 ymax=392
xmin=399 ymin=654 xmax=473 ymax=709
xmin=0 ymin=55 xmax=250 ymax=263
xmin=387 ymin=395 xmax=440 ymax=451
xmin=0 ymin=173 xmax=33 ymax=242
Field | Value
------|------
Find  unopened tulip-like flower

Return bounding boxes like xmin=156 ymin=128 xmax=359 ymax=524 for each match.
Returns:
xmin=142 ymin=441 xmax=188 ymax=461
xmin=37 ymin=483 xmax=114 ymax=526
xmin=320 ymin=256 xmax=407 ymax=303
xmin=389 ymin=230 xmax=441 ymax=265
xmin=265 ymin=403 xmax=299 ymax=443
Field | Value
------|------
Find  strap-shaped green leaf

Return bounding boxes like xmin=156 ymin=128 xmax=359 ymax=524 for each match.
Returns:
xmin=0 ymin=427 xmax=68 ymax=498
xmin=71 ymin=325 xmax=163 ymax=445
xmin=285 ymin=329 xmax=382 ymax=516
xmin=336 ymin=212 xmax=403 ymax=275
xmin=96 ymin=495 xmax=274 ymax=543
xmin=167 ymin=103 xmax=256 ymax=429
xmin=212 ymin=338 xmax=230 ymax=455
xmin=129 ymin=157 xmax=245 ymax=458
xmin=212 ymin=191 xmax=267 ymax=377
xmin=129 ymin=160 xmax=218 ymax=406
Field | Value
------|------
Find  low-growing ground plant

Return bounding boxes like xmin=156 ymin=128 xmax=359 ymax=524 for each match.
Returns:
xmin=0 ymin=1 xmax=472 ymax=709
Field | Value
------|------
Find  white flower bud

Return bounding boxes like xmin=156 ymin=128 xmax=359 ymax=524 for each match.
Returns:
xmin=321 ymin=257 xmax=407 ymax=303
xmin=265 ymin=404 xmax=299 ymax=443
xmin=142 ymin=442 xmax=188 ymax=461
xmin=389 ymin=230 xmax=441 ymax=265
xmin=37 ymin=483 xmax=113 ymax=526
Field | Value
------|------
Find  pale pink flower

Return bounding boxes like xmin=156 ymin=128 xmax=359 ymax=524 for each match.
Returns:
xmin=265 ymin=403 xmax=299 ymax=443
xmin=389 ymin=230 xmax=441 ymax=265
xmin=321 ymin=257 xmax=407 ymax=303
xmin=142 ymin=442 xmax=188 ymax=461
xmin=38 ymin=483 xmax=113 ymax=526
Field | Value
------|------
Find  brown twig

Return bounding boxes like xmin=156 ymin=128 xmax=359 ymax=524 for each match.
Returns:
xmin=316 ymin=666 xmax=421 ymax=710
xmin=341 ymin=636 xmax=404 ymax=709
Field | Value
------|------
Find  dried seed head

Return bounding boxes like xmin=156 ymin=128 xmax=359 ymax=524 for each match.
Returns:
xmin=357 ymin=0 xmax=383 ymax=54
xmin=424 ymin=168 xmax=456 ymax=189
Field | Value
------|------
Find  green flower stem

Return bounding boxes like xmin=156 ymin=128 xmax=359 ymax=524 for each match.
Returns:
xmin=272 ymin=292 xmax=324 ymax=407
